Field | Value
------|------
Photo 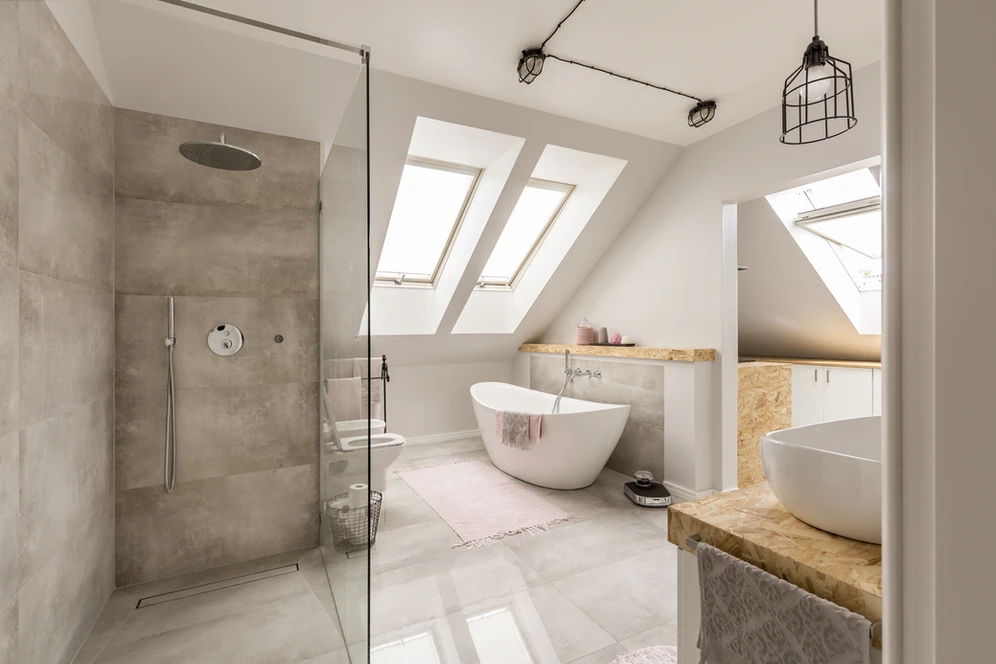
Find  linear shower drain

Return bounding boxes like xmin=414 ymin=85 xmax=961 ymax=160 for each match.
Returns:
xmin=135 ymin=563 xmax=299 ymax=608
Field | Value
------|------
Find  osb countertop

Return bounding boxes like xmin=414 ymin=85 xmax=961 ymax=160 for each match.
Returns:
xmin=668 ymin=483 xmax=883 ymax=644
xmin=519 ymin=344 xmax=715 ymax=362
xmin=742 ymin=356 xmax=882 ymax=369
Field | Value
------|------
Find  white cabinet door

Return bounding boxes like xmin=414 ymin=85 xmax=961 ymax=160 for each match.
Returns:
xmin=872 ymin=369 xmax=882 ymax=416
xmin=823 ymin=367 xmax=875 ymax=422
xmin=791 ymin=365 xmax=825 ymax=427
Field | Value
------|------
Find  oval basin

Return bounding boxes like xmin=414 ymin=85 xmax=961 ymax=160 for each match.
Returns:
xmin=761 ymin=416 xmax=881 ymax=544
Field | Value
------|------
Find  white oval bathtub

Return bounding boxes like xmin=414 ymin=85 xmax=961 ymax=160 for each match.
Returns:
xmin=470 ymin=382 xmax=630 ymax=490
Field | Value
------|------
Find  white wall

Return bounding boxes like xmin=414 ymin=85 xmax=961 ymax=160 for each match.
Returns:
xmin=383 ymin=361 xmax=511 ymax=441
xmin=738 ymin=197 xmax=882 ymax=361
xmin=888 ymin=1 xmax=996 ymax=662
xmin=543 ymin=63 xmax=882 ymax=492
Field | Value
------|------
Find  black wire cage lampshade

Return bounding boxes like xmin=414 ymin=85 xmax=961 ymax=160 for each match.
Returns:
xmin=781 ymin=0 xmax=856 ymax=145
xmin=688 ymin=100 xmax=717 ymax=128
xmin=518 ymin=48 xmax=546 ymax=84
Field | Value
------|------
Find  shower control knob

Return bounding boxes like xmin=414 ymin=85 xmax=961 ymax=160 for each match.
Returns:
xmin=207 ymin=324 xmax=244 ymax=357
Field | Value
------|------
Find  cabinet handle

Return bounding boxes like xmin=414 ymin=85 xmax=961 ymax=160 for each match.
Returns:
xmin=827 ymin=369 xmax=830 ymax=383
xmin=814 ymin=369 xmax=818 ymax=382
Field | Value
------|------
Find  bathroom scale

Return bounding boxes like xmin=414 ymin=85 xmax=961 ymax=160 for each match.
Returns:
xmin=624 ymin=471 xmax=672 ymax=507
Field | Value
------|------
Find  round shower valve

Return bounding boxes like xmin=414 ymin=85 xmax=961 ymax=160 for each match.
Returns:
xmin=207 ymin=324 xmax=244 ymax=357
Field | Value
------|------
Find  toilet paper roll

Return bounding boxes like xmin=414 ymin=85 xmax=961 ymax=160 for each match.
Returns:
xmin=348 ymin=483 xmax=369 ymax=510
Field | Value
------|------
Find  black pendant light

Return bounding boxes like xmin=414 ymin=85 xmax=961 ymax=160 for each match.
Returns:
xmin=780 ymin=0 xmax=856 ymax=145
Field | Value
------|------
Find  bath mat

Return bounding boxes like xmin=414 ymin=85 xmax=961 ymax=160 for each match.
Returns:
xmin=610 ymin=645 xmax=678 ymax=664
xmin=396 ymin=458 xmax=574 ymax=548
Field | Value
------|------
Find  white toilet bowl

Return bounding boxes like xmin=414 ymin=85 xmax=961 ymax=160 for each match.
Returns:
xmin=328 ymin=432 xmax=406 ymax=492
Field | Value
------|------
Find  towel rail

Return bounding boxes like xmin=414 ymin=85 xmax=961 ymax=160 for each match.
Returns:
xmin=683 ymin=534 xmax=882 ymax=645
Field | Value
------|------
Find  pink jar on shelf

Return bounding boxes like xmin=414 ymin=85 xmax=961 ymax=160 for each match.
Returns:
xmin=576 ymin=316 xmax=594 ymax=345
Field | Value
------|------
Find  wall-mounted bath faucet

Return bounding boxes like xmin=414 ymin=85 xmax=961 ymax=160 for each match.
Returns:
xmin=552 ymin=350 xmax=601 ymax=414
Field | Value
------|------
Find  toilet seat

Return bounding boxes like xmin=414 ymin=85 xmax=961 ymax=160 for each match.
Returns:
xmin=340 ymin=432 xmax=406 ymax=452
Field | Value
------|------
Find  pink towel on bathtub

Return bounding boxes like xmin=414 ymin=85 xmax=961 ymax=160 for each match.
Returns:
xmin=496 ymin=411 xmax=543 ymax=450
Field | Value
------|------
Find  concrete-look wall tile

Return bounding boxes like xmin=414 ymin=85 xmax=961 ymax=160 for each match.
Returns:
xmin=115 ymin=464 xmax=319 ymax=586
xmin=0 ymin=596 xmax=15 ymax=664
xmin=13 ymin=1 xmax=113 ymax=192
xmin=116 ymin=382 xmax=319 ymax=491
xmin=18 ymin=114 xmax=114 ymax=292
xmin=115 ymin=196 xmax=318 ymax=298
xmin=18 ymin=397 xmax=113 ymax=587
xmin=0 ymin=1 xmax=18 ymax=105
xmin=16 ymin=501 xmax=114 ymax=664
xmin=114 ymin=294 xmax=169 ymax=394
xmin=607 ymin=419 xmax=667 ymax=481
xmin=19 ymin=272 xmax=114 ymax=428
xmin=0 ymin=96 xmax=16 ymax=269
xmin=114 ymin=108 xmax=319 ymax=211
xmin=0 ymin=269 xmax=16 ymax=438
xmin=116 ymin=294 xmax=318 ymax=393
xmin=0 ymin=434 xmax=17 ymax=608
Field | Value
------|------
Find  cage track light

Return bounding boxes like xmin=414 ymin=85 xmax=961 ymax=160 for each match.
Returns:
xmin=515 ymin=0 xmax=716 ymax=129
xmin=517 ymin=48 xmax=546 ymax=84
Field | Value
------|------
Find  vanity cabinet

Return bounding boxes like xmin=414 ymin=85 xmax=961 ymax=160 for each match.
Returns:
xmin=791 ymin=364 xmax=875 ymax=427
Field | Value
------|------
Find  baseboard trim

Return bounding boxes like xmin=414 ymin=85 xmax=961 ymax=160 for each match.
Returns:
xmin=403 ymin=430 xmax=480 ymax=446
xmin=663 ymin=482 xmax=716 ymax=504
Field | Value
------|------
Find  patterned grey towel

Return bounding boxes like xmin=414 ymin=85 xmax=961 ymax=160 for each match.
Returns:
xmin=496 ymin=410 xmax=542 ymax=449
xmin=696 ymin=543 xmax=870 ymax=664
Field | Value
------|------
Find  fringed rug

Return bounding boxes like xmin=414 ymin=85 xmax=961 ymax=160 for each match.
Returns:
xmin=610 ymin=645 xmax=678 ymax=664
xmin=396 ymin=458 xmax=574 ymax=548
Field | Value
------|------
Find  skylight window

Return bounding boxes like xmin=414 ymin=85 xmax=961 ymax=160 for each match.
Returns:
xmin=478 ymin=179 xmax=573 ymax=288
xmin=375 ymin=159 xmax=480 ymax=286
xmin=767 ymin=167 xmax=883 ymax=293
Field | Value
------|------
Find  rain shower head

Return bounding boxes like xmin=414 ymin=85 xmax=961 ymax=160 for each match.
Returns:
xmin=178 ymin=132 xmax=261 ymax=171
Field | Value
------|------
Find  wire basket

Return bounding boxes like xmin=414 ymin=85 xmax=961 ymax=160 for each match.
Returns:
xmin=326 ymin=490 xmax=383 ymax=554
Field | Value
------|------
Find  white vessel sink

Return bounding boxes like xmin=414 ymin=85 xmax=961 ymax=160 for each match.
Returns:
xmin=761 ymin=416 xmax=882 ymax=544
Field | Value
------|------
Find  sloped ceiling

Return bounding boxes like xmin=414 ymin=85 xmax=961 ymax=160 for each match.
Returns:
xmin=366 ymin=72 xmax=681 ymax=365
xmin=76 ymin=0 xmax=682 ymax=366
xmin=738 ymin=197 xmax=881 ymax=361
xmin=87 ymin=0 xmax=881 ymax=146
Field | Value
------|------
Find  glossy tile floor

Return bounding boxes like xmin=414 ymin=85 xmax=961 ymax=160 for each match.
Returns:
xmin=341 ymin=437 xmax=678 ymax=664
xmin=73 ymin=437 xmax=677 ymax=664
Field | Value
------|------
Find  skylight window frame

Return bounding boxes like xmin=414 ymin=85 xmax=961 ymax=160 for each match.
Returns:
xmin=795 ymin=195 xmax=883 ymax=292
xmin=476 ymin=178 xmax=575 ymax=290
xmin=794 ymin=195 xmax=881 ymax=258
xmin=374 ymin=157 xmax=482 ymax=288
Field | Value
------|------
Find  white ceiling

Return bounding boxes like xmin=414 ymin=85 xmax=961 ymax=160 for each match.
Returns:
xmin=96 ymin=0 xmax=883 ymax=146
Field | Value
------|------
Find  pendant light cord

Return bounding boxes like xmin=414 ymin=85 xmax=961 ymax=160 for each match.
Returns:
xmin=814 ymin=0 xmax=819 ymax=37
xmin=545 ymin=54 xmax=703 ymax=103
xmin=541 ymin=0 xmax=586 ymax=49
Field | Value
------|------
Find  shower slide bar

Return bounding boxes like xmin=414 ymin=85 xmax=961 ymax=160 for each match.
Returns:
xmin=684 ymin=534 xmax=883 ymax=646
xmin=164 ymin=297 xmax=177 ymax=493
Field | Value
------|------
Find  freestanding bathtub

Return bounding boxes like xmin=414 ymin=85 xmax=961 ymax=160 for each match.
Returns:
xmin=470 ymin=382 xmax=630 ymax=490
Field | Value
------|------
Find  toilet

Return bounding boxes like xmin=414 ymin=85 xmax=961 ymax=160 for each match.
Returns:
xmin=336 ymin=418 xmax=386 ymax=438
xmin=325 ymin=431 xmax=406 ymax=493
